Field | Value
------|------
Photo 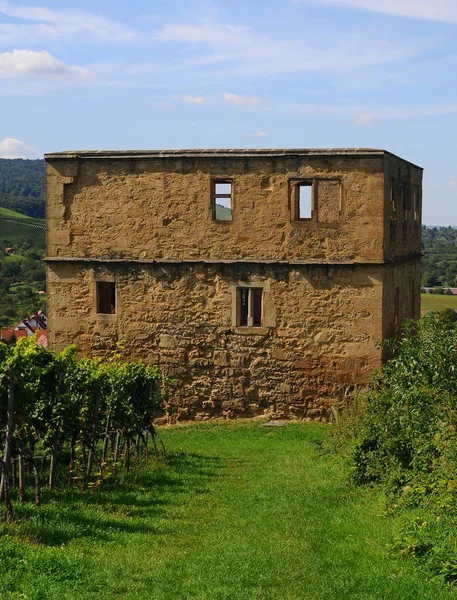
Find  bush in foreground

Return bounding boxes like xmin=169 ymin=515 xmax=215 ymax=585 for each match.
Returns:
xmin=334 ymin=309 xmax=457 ymax=581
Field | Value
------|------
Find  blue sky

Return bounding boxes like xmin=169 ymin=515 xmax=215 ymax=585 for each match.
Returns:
xmin=0 ymin=0 xmax=457 ymax=225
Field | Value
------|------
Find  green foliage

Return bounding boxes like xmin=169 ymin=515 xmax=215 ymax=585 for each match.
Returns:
xmin=422 ymin=226 xmax=457 ymax=287
xmin=0 ymin=158 xmax=45 ymax=218
xmin=336 ymin=309 xmax=457 ymax=581
xmin=0 ymin=241 xmax=46 ymax=329
xmin=0 ymin=337 xmax=167 ymax=504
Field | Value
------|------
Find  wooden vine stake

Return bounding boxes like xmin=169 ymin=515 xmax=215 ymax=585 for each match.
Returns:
xmin=0 ymin=363 xmax=15 ymax=515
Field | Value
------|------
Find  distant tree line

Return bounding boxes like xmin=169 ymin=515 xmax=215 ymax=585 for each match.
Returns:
xmin=421 ymin=226 xmax=457 ymax=287
xmin=0 ymin=159 xmax=45 ymax=219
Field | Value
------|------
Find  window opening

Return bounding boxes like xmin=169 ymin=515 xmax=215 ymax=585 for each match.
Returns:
xmin=402 ymin=182 xmax=410 ymax=217
xmin=394 ymin=286 xmax=400 ymax=328
xmin=213 ymin=181 xmax=232 ymax=221
xmin=237 ymin=287 xmax=263 ymax=327
xmin=97 ymin=281 xmax=116 ymax=314
xmin=298 ymin=183 xmax=312 ymax=219
xmin=391 ymin=178 xmax=397 ymax=218
xmin=413 ymin=185 xmax=420 ymax=221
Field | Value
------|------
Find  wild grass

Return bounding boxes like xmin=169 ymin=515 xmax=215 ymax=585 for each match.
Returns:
xmin=1 ymin=421 xmax=456 ymax=599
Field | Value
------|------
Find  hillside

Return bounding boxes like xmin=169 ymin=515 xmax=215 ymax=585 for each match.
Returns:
xmin=0 ymin=206 xmax=45 ymax=249
xmin=0 ymin=158 xmax=45 ymax=218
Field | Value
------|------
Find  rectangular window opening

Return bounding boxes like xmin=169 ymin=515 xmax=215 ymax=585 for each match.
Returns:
xmin=97 ymin=281 xmax=116 ymax=315
xmin=213 ymin=181 xmax=232 ymax=221
xmin=394 ymin=286 xmax=400 ymax=328
xmin=237 ymin=287 xmax=263 ymax=327
xmin=298 ymin=183 xmax=312 ymax=220
xmin=413 ymin=185 xmax=420 ymax=221
xmin=391 ymin=178 xmax=397 ymax=218
xmin=403 ymin=182 xmax=410 ymax=216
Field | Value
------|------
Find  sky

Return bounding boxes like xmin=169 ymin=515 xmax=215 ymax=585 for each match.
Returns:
xmin=0 ymin=0 xmax=457 ymax=225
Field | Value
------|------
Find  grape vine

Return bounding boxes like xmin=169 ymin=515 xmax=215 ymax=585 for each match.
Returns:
xmin=0 ymin=337 xmax=167 ymax=521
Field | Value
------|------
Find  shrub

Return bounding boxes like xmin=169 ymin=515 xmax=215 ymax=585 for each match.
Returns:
xmin=335 ymin=309 xmax=457 ymax=580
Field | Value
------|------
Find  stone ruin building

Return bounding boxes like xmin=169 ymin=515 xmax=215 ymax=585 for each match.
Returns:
xmin=45 ymin=148 xmax=422 ymax=420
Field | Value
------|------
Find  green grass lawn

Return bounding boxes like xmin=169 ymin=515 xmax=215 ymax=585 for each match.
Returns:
xmin=2 ymin=421 xmax=457 ymax=599
xmin=421 ymin=292 xmax=457 ymax=314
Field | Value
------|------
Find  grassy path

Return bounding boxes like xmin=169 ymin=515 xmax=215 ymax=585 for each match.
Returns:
xmin=2 ymin=422 xmax=457 ymax=599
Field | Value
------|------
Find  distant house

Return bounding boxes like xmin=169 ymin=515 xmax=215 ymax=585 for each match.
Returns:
xmin=36 ymin=330 xmax=48 ymax=348
xmin=4 ymin=247 xmax=16 ymax=255
xmin=0 ymin=328 xmax=28 ymax=343
xmin=1 ymin=310 xmax=48 ymax=344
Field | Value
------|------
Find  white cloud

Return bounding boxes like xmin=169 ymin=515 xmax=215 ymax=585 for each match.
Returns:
xmin=223 ymin=93 xmax=261 ymax=106
xmin=0 ymin=0 xmax=136 ymax=44
xmin=0 ymin=138 xmax=37 ymax=158
xmin=296 ymin=0 xmax=457 ymax=23
xmin=181 ymin=95 xmax=205 ymax=104
xmin=270 ymin=101 xmax=457 ymax=120
xmin=156 ymin=20 xmax=433 ymax=78
xmin=355 ymin=112 xmax=375 ymax=125
xmin=449 ymin=180 xmax=457 ymax=186
xmin=0 ymin=49 xmax=90 ymax=79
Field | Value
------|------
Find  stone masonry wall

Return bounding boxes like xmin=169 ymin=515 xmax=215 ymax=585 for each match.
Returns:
xmin=46 ymin=154 xmax=387 ymax=264
xmin=383 ymin=153 xmax=422 ymax=262
xmin=46 ymin=149 xmax=422 ymax=420
xmin=47 ymin=261 xmax=384 ymax=420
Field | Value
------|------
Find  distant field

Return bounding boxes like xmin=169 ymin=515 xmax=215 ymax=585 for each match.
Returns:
xmin=0 ymin=207 xmax=45 ymax=248
xmin=0 ymin=206 xmax=29 ymax=219
xmin=421 ymin=292 xmax=457 ymax=315
xmin=0 ymin=206 xmax=45 ymax=225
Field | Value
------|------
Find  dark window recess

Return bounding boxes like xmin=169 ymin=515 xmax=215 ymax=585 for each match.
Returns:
xmin=391 ymin=178 xmax=397 ymax=217
xmin=97 ymin=281 xmax=116 ymax=314
xmin=213 ymin=181 xmax=232 ymax=220
xmin=394 ymin=286 xmax=400 ymax=328
xmin=413 ymin=185 xmax=420 ymax=221
xmin=237 ymin=287 xmax=263 ymax=327
xmin=402 ymin=182 xmax=410 ymax=214
xmin=298 ymin=183 xmax=312 ymax=219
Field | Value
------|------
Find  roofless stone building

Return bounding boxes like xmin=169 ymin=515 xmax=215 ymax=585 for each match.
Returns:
xmin=45 ymin=148 xmax=422 ymax=420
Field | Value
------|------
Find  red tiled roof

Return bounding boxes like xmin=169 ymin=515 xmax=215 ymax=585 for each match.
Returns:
xmin=1 ymin=329 xmax=28 ymax=341
xmin=36 ymin=331 xmax=48 ymax=347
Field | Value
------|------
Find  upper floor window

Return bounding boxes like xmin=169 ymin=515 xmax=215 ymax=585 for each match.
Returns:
xmin=290 ymin=180 xmax=313 ymax=221
xmin=297 ymin=183 xmax=312 ymax=220
xmin=213 ymin=180 xmax=232 ymax=221
xmin=290 ymin=179 xmax=341 ymax=223
xmin=413 ymin=185 xmax=420 ymax=222
xmin=402 ymin=182 xmax=410 ymax=218
xmin=390 ymin=178 xmax=397 ymax=219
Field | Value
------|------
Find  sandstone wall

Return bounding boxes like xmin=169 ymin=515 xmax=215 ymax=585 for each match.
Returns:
xmin=47 ymin=261 xmax=385 ymax=420
xmin=382 ymin=260 xmax=421 ymax=341
xmin=383 ymin=153 xmax=422 ymax=262
xmin=45 ymin=149 xmax=422 ymax=420
xmin=46 ymin=154 xmax=387 ymax=264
